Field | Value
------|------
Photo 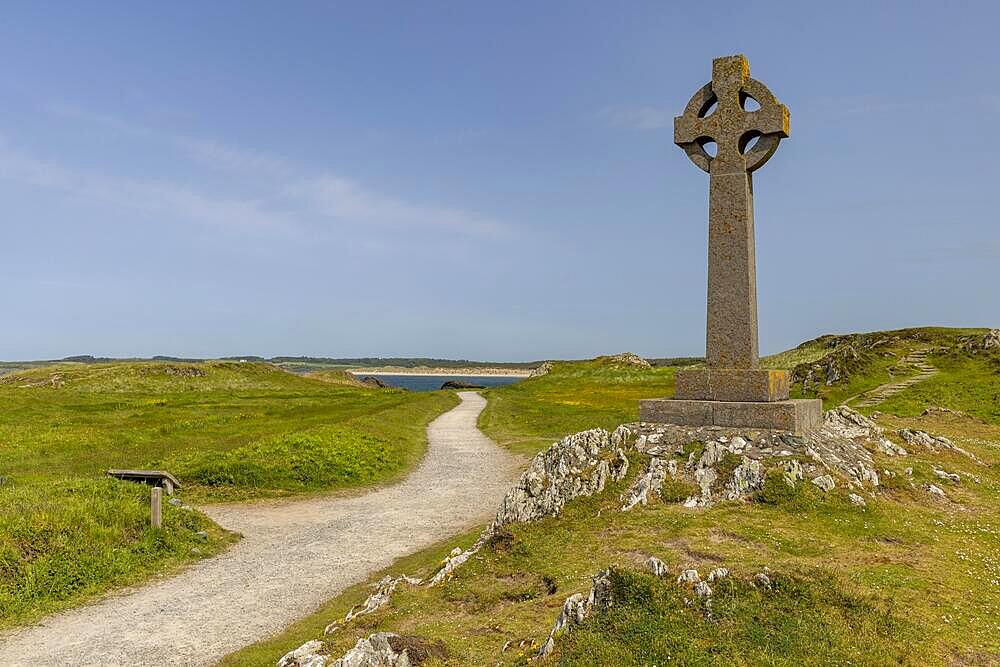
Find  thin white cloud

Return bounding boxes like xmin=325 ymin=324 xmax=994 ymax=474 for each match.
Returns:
xmin=34 ymin=104 xmax=507 ymax=239
xmin=285 ymin=175 xmax=506 ymax=237
xmin=0 ymin=140 xmax=293 ymax=233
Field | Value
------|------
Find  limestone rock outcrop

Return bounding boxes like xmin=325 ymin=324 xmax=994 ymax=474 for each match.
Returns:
xmin=431 ymin=428 xmax=628 ymax=585
xmin=528 ymin=362 xmax=553 ymax=378
xmin=280 ymin=633 xmax=446 ymax=667
xmin=598 ymin=352 xmax=652 ymax=369
xmin=536 ymin=569 xmax=612 ymax=658
xmin=898 ymin=429 xmax=982 ymax=464
xmin=323 ymin=575 xmax=422 ymax=635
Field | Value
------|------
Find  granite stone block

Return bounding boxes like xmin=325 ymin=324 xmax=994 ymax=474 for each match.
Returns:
xmin=639 ymin=398 xmax=822 ymax=434
xmin=674 ymin=368 xmax=789 ymax=402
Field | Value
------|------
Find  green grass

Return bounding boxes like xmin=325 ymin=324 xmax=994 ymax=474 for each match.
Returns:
xmin=0 ymin=477 xmax=235 ymax=629
xmin=0 ymin=360 xmax=457 ymax=627
xmin=478 ymin=360 xmax=678 ymax=458
xmin=560 ymin=566 xmax=914 ymax=666
xmin=873 ymin=348 xmax=1000 ymax=423
xmin=222 ymin=328 xmax=1000 ymax=666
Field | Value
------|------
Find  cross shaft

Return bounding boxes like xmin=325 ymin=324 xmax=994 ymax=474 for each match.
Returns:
xmin=673 ymin=54 xmax=789 ymax=370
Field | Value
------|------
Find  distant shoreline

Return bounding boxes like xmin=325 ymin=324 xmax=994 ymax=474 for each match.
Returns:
xmin=348 ymin=368 xmax=533 ymax=378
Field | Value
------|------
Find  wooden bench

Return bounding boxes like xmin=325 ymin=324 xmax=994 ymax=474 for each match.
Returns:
xmin=106 ymin=469 xmax=181 ymax=495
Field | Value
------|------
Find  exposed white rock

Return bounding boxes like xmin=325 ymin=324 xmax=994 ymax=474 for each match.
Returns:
xmin=602 ymin=352 xmax=652 ymax=369
xmin=933 ymin=468 xmax=961 ymax=484
xmin=725 ymin=457 xmax=765 ymax=500
xmin=328 ymin=633 xmax=411 ymax=667
xmin=278 ymin=640 xmax=327 ymax=667
xmin=826 ymin=406 xmax=905 ymax=456
xmin=536 ymin=570 xmax=612 ymax=659
xmin=782 ymin=459 xmax=804 ymax=485
xmin=926 ymin=484 xmax=947 ymax=498
xmin=677 ymin=569 xmax=701 ymax=585
xmin=528 ymin=361 xmax=553 ymax=377
xmin=428 ymin=546 xmax=475 ymax=586
xmin=857 ymin=465 xmax=880 ymax=487
xmin=621 ymin=457 xmax=668 ymax=511
xmin=899 ymin=429 xmax=982 ymax=464
xmin=645 ymin=556 xmax=668 ymax=577
xmin=324 ymin=575 xmax=422 ymax=634
xmin=753 ymin=572 xmax=773 ymax=590
xmin=492 ymin=428 xmax=620 ymax=528
xmin=985 ymin=329 xmax=1000 ymax=349
xmin=693 ymin=581 xmax=712 ymax=599
xmin=707 ymin=567 xmax=729 ymax=582
xmin=811 ymin=475 xmax=836 ymax=492
xmin=698 ymin=441 xmax=727 ymax=469
xmin=961 ymin=329 xmax=1000 ymax=351
xmin=849 ymin=493 xmax=867 ymax=507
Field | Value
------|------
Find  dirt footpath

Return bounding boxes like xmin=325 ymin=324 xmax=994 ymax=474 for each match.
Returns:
xmin=0 ymin=392 xmax=519 ymax=666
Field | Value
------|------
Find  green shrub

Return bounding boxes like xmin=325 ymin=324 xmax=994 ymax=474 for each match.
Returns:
xmin=171 ymin=427 xmax=397 ymax=492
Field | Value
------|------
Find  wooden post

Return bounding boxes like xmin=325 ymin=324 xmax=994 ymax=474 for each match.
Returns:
xmin=151 ymin=486 xmax=162 ymax=529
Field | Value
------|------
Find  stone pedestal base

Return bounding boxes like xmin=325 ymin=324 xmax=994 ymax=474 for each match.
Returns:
xmin=639 ymin=397 xmax=822 ymax=434
xmin=674 ymin=368 xmax=789 ymax=402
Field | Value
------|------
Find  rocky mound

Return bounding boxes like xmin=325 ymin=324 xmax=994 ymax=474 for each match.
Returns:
xmin=960 ymin=328 xmax=1000 ymax=351
xmin=279 ymin=405 xmax=971 ymax=666
xmin=528 ymin=361 xmax=553 ymax=377
xmin=358 ymin=376 xmax=391 ymax=389
xmin=596 ymin=352 xmax=652 ymax=369
xmin=440 ymin=380 xmax=485 ymax=390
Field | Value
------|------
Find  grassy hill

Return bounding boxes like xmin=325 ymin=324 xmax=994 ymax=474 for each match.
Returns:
xmin=222 ymin=327 xmax=1000 ymax=665
xmin=0 ymin=361 xmax=457 ymax=629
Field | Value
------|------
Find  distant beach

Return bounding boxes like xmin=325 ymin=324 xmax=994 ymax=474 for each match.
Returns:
xmin=348 ymin=368 xmax=533 ymax=377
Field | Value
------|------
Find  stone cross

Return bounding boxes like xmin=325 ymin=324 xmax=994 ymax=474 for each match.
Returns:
xmin=673 ymin=54 xmax=788 ymax=370
xmin=639 ymin=54 xmax=821 ymax=433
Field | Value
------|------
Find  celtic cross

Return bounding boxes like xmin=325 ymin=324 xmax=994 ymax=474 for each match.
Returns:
xmin=640 ymin=54 xmax=822 ymax=433
xmin=674 ymin=54 xmax=789 ymax=369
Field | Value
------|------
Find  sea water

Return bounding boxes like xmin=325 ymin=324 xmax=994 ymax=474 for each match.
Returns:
xmin=356 ymin=374 xmax=524 ymax=392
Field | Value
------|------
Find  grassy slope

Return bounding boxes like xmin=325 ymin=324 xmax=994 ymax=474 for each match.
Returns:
xmin=223 ymin=329 xmax=1000 ymax=666
xmin=477 ymin=360 xmax=678 ymax=458
xmin=783 ymin=327 xmax=989 ymax=409
xmin=0 ymin=361 xmax=457 ymax=628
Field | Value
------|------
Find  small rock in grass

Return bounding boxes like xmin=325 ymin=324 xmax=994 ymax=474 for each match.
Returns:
xmin=753 ymin=572 xmax=773 ymax=590
xmin=190 ymin=547 xmax=201 ymax=555
xmin=905 ymin=467 xmax=913 ymax=476
xmin=168 ymin=498 xmax=183 ymax=507
xmin=707 ymin=567 xmax=729 ymax=582
xmin=694 ymin=581 xmax=712 ymax=599
xmin=849 ymin=493 xmax=867 ymax=507
xmin=811 ymin=475 xmax=836 ymax=492
xmin=926 ymin=484 xmax=947 ymax=498
xmin=277 ymin=639 xmax=325 ymax=667
xmin=195 ymin=531 xmax=208 ymax=540
xmin=677 ymin=569 xmax=701 ymax=585
xmin=645 ymin=556 xmax=668 ymax=577
xmin=933 ymin=468 xmax=961 ymax=484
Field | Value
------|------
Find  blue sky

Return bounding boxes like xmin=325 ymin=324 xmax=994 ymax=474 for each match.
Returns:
xmin=2 ymin=2 xmax=998 ymax=361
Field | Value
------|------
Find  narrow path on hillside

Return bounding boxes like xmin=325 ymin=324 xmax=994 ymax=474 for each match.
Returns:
xmin=849 ymin=347 xmax=939 ymax=408
xmin=0 ymin=392 xmax=519 ymax=667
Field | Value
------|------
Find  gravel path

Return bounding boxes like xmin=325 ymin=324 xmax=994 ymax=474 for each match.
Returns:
xmin=0 ymin=392 xmax=519 ymax=666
